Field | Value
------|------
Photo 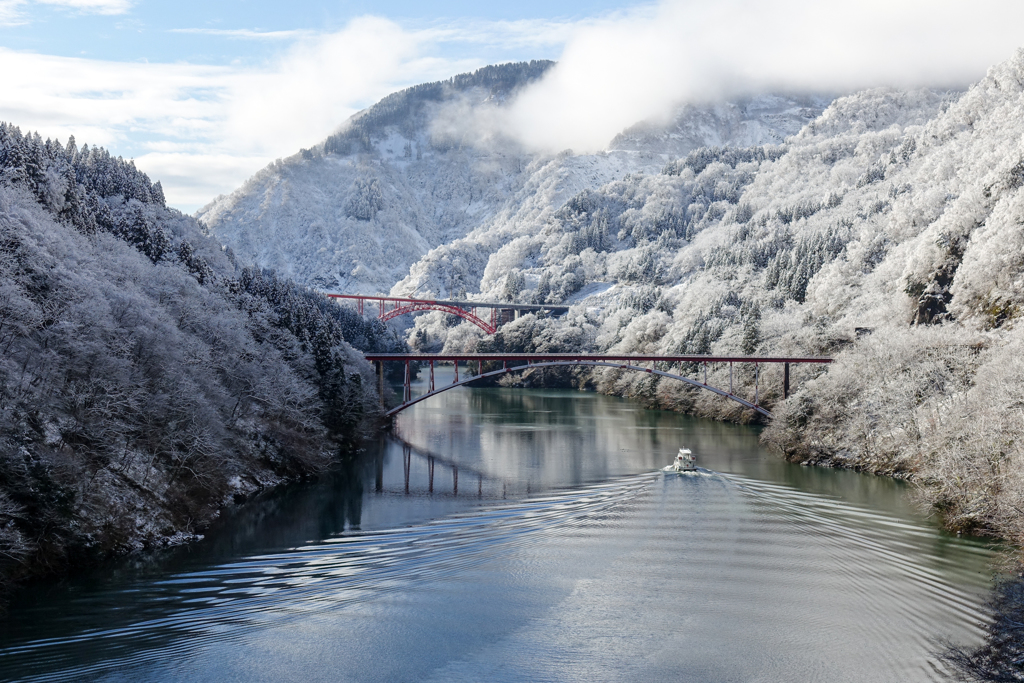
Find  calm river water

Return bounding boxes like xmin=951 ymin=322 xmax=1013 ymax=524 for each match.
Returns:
xmin=0 ymin=370 xmax=998 ymax=682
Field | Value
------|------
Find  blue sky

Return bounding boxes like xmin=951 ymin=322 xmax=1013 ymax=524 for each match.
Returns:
xmin=1 ymin=1 xmax=637 ymax=63
xmin=2 ymin=0 xmax=1024 ymax=213
xmin=0 ymin=0 xmax=648 ymax=211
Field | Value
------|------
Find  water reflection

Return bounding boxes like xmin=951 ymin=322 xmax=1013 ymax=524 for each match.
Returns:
xmin=0 ymin=375 xmax=1001 ymax=682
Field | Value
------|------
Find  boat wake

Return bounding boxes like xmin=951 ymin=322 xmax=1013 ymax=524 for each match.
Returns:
xmin=660 ymin=465 xmax=714 ymax=476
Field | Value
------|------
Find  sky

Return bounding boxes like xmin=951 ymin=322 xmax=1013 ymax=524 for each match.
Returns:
xmin=3 ymin=1 xmax=1024 ymax=213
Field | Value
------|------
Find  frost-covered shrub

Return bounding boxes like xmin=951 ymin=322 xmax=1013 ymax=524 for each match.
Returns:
xmin=617 ymin=246 xmax=661 ymax=284
xmin=501 ymin=270 xmax=525 ymax=301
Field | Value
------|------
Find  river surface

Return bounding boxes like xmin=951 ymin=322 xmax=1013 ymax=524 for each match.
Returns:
xmin=0 ymin=371 xmax=998 ymax=682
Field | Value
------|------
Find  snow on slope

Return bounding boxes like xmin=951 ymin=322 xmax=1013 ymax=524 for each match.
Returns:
xmin=197 ymin=142 xmax=532 ymax=294
xmin=390 ymin=92 xmax=833 ymax=299
xmin=197 ymin=62 xmax=555 ymax=294
xmin=407 ymin=48 xmax=1024 ymax=542
xmin=197 ymin=61 xmax=833 ymax=296
xmin=609 ymin=94 xmax=834 ymax=156
xmin=410 ymin=85 xmax=956 ymax=336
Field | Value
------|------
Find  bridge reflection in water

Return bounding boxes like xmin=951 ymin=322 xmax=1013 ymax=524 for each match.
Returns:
xmin=365 ymin=353 xmax=832 ymax=420
xmin=374 ymin=439 xmax=499 ymax=499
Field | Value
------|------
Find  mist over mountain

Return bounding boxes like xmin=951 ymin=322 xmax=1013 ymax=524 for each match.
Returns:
xmin=198 ymin=62 xmax=831 ymax=296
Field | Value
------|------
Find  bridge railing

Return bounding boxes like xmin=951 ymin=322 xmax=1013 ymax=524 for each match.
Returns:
xmin=326 ymin=294 xmax=569 ymax=334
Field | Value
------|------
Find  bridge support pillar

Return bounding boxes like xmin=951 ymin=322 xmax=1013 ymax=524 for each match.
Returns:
xmin=429 ymin=360 xmax=435 ymax=392
xmin=754 ymin=363 xmax=760 ymax=406
xmin=784 ymin=362 xmax=790 ymax=399
xmin=376 ymin=361 xmax=384 ymax=410
xmin=375 ymin=433 xmax=384 ymax=492
xmin=404 ymin=361 xmax=411 ymax=403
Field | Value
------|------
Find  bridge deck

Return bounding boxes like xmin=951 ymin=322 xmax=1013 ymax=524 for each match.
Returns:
xmin=327 ymin=294 xmax=569 ymax=314
xmin=364 ymin=353 xmax=832 ymax=364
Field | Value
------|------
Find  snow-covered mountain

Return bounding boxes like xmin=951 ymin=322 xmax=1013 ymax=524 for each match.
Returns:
xmin=404 ymin=49 xmax=1024 ymax=546
xmin=199 ymin=51 xmax=1024 ymax=546
xmin=198 ymin=63 xmax=833 ymax=296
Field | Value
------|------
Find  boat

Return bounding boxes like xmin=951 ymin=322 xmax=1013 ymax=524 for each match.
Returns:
xmin=672 ymin=448 xmax=697 ymax=472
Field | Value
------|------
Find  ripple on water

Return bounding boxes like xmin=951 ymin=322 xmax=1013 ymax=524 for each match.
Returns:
xmin=0 ymin=467 xmax=995 ymax=683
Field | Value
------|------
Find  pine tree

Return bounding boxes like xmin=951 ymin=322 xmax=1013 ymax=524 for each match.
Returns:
xmin=741 ymin=302 xmax=761 ymax=355
xmin=535 ymin=272 xmax=551 ymax=304
xmin=502 ymin=271 xmax=524 ymax=301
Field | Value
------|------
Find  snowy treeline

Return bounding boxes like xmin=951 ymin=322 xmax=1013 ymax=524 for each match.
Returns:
xmin=322 ymin=61 xmax=555 ymax=157
xmin=409 ymin=49 xmax=1024 ymax=544
xmin=0 ymin=124 xmax=400 ymax=591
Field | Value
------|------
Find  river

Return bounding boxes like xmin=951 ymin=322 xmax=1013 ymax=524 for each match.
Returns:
xmin=0 ymin=370 xmax=998 ymax=682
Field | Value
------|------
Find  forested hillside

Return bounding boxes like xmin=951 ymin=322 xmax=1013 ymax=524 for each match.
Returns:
xmin=408 ymin=49 xmax=1024 ymax=544
xmin=0 ymin=123 xmax=402 ymax=592
xmin=199 ymin=62 xmax=829 ymax=296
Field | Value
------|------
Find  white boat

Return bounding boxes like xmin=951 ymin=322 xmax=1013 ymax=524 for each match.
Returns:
xmin=672 ymin=448 xmax=697 ymax=472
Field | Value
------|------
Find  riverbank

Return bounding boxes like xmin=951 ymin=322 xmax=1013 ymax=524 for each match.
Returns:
xmin=580 ymin=328 xmax=1024 ymax=549
xmin=0 ymin=451 xmax=331 ymax=604
xmin=478 ymin=336 xmax=1024 ymax=550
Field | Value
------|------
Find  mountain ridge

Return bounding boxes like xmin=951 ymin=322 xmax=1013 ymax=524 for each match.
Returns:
xmin=197 ymin=62 xmax=834 ymax=296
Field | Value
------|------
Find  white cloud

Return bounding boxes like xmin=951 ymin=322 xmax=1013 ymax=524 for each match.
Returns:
xmin=132 ymin=151 xmax=270 ymax=208
xmin=500 ymin=0 xmax=1024 ymax=153
xmin=0 ymin=16 xmax=484 ymax=211
xmin=7 ymin=2 xmax=1024 ymax=212
xmin=421 ymin=18 xmax=578 ymax=51
xmin=36 ymin=0 xmax=131 ymax=14
xmin=0 ymin=47 xmax=228 ymax=135
xmin=0 ymin=0 xmax=130 ymax=26
xmin=0 ymin=0 xmax=25 ymax=25
xmin=221 ymin=16 xmax=469 ymax=158
xmin=168 ymin=27 xmax=310 ymax=40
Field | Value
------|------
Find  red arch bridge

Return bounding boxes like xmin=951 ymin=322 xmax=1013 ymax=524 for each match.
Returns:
xmin=326 ymin=294 xmax=569 ymax=335
xmin=364 ymin=353 xmax=833 ymax=420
